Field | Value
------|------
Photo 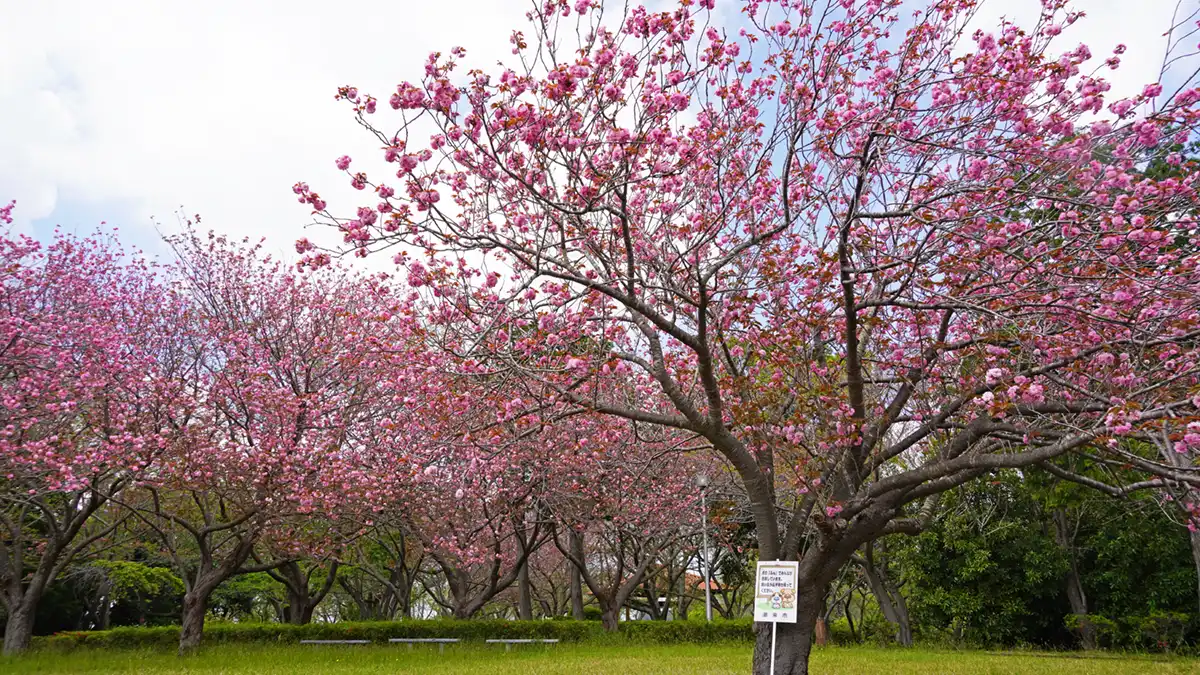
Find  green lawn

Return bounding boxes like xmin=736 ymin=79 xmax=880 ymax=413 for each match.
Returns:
xmin=2 ymin=644 xmax=1197 ymax=674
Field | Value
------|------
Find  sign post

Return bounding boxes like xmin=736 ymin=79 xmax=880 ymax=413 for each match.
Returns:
xmin=754 ymin=560 xmax=799 ymax=675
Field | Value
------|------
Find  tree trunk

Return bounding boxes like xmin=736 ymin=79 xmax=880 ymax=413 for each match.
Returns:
xmin=2 ymin=554 xmax=56 ymax=655
xmin=97 ymin=590 xmax=112 ymax=631
xmin=1052 ymin=509 xmax=1095 ymax=650
xmin=178 ymin=588 xmax=211 ymax=656
xmin=844 ymin=593 xmax=857 ymax=642
xmin=752 ymin=594 xmax=819 ymax=675
xmin=1187 ymin=527 xmax=1200 ymax=618
xmin=2 ymin=604 xmax=36 ymax=656
xmin=518 ymin=558 xmax=533 ymax=620
xmin=569 ymin=530 xmax=585 ymax=620
xmin=860 ymin=544 xmax=912 ymax=646
xmin=600 ymin=605 xmax=619 ymax=631
xmin=892 ymin=589 xmax=913 ymax=646
xmin=398 ymin=584 xmax=412 ymax=619
xmin=291 ymin=598 xmax=316 ymax=625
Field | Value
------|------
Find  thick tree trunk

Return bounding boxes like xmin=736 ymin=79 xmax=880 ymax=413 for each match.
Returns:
xmin=178 ymin=589 xmax=211 ymax=655
xmin=1053 ymin=509 xmax=1095 ymax=650
xmin=600 ymin=605 xmax=620 ymax=631
xmin=2 ymin=604 xmax=36 ymax=656
xmin=569 ymin=530 xmax=585 ymax=620
xmin=397 ymin=577 xmax=413 ymax=619
xmin=289 ymin=597 xmax=316 ymax=625
xmin=752 ymin=595 xmax=819 ymax=675
xmin=2 ymin=549 xmax=59 ymax=655
xmin=451 ymin=604 xmax=472 ymax=620
xmin=518 ymin=558 xmax=534 ymax=620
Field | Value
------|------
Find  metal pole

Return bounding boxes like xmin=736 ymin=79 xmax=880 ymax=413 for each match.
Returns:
xmin=769 ymin=621 xmax=777 ymax=675
xmin=701 ymin=486 xmax=712 ymax=622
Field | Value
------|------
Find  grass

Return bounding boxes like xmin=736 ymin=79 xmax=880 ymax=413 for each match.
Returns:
xmin=3 ymin=644 xmax=1198 ymax=674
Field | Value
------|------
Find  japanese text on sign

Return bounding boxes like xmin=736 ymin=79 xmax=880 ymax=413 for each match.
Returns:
xmin=754 ymin=560 xmax=799 ymax=623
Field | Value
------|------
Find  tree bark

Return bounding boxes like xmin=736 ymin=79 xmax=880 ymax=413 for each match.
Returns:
xmin=1052 ymin=509 xmax=1095 ymax=650
xmin=518 ymin=557 xmax=534 ymax=620
xmin=569 ymin=530 xmax=585 ymax=620
xmin=2 ymin=605 xmax=35 ymax=656
xmin=270 ymin=560 xmax=338 ymax=625
xmin=178 ymin=588 xmax=212 ymax=656
xmin=600 ymin=606 xmax=619 ymax=631
xmin=859 ymin=545 xmax=912 ymax=646
xmin=290 ymin=598 xmax=316 ymax=625
xmin=752 ymin=592 xmax=819 ymax=675
xmin=1 ymin=560 xmax=53 ymax=656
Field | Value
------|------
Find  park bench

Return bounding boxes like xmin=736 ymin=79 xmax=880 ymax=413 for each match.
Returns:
xmin=485 ymin=638 xmax=559 ymax=652
xmin=388 ymin=637 xmax=460 ymax=653
xmin=299 ymin=639 xmax=370 ymax=646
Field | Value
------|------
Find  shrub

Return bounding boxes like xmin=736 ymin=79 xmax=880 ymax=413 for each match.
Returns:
xmin=33 ymin=618 xmax=756 ymax=651
xmin=1064 ymin=612 xmax=1197 ymax=653
xmin=617 ymin=619 xmax=754 ymax=643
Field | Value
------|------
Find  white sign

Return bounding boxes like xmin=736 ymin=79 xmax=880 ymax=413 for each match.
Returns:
xmin=754 ymin=560 xmax=799 ymax=623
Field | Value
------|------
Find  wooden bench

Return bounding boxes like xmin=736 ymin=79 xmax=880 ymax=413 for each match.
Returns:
xmin=485 ymin=638 xmax=559 ymax=652
xmin=388 ymin=637 xmax=460 ymax=653
xmin=299 ymin=639 xmax=371 ymax=645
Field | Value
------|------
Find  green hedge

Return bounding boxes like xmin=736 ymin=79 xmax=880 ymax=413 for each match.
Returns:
xmin=618 ymin=619 xmax=754 ymax=643
xmin=34 ymin=618 xmax=755 ymax=651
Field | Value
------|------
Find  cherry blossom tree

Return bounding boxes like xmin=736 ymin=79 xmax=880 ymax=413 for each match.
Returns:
xmin=386 ymin=394 xmax=552 ymax=620
xmin=0 ymin=216 xmax=176 ymax=654
xmin=300 ymin=0 xmax=1200 ymax=671
xmin=126 ymin=230 xmax=396 ymax=654
xmin=543 ymin=414 xmax=704 ymax=629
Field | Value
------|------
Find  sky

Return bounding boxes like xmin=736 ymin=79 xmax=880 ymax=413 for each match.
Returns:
xmin=0 ymin=0 xmax=1194 ymax=264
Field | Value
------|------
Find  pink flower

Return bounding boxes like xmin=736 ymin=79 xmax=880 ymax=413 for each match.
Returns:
xmin=335 ymin=155 xmax=352 ymax=170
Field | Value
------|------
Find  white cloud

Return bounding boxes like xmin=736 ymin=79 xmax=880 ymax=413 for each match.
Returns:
xmin=0 ymin=0 xmax=528 ymax=258
xmin=0 ymin=0 xmax=1192 ymax=261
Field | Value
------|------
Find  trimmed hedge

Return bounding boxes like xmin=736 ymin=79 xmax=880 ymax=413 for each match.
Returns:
xmin=618 ymin=619 xmax=754 ymax=643
xmin=34 ymin=618 xmax=755 ymax=651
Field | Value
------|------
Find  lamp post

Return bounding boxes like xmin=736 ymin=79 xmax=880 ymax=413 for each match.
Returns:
xmin=695 ymin=473 xmax=712 ymax=622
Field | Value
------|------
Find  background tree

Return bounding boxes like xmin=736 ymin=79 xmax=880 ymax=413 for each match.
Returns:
xmin=127 ymin=231 xmax=392 ymax=654
xmin=0 ymin=223 xmax=175 ymax=654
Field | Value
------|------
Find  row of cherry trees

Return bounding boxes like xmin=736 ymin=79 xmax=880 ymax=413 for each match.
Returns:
xmin=8 ymin=0 xmax=1200 ymax=672
xmin=0 ymin=215 xmax=714 ymax=655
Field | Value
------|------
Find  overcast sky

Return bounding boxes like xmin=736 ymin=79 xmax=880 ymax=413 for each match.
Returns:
xmin=0 ymin=0 xmax=1192 ymax=263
